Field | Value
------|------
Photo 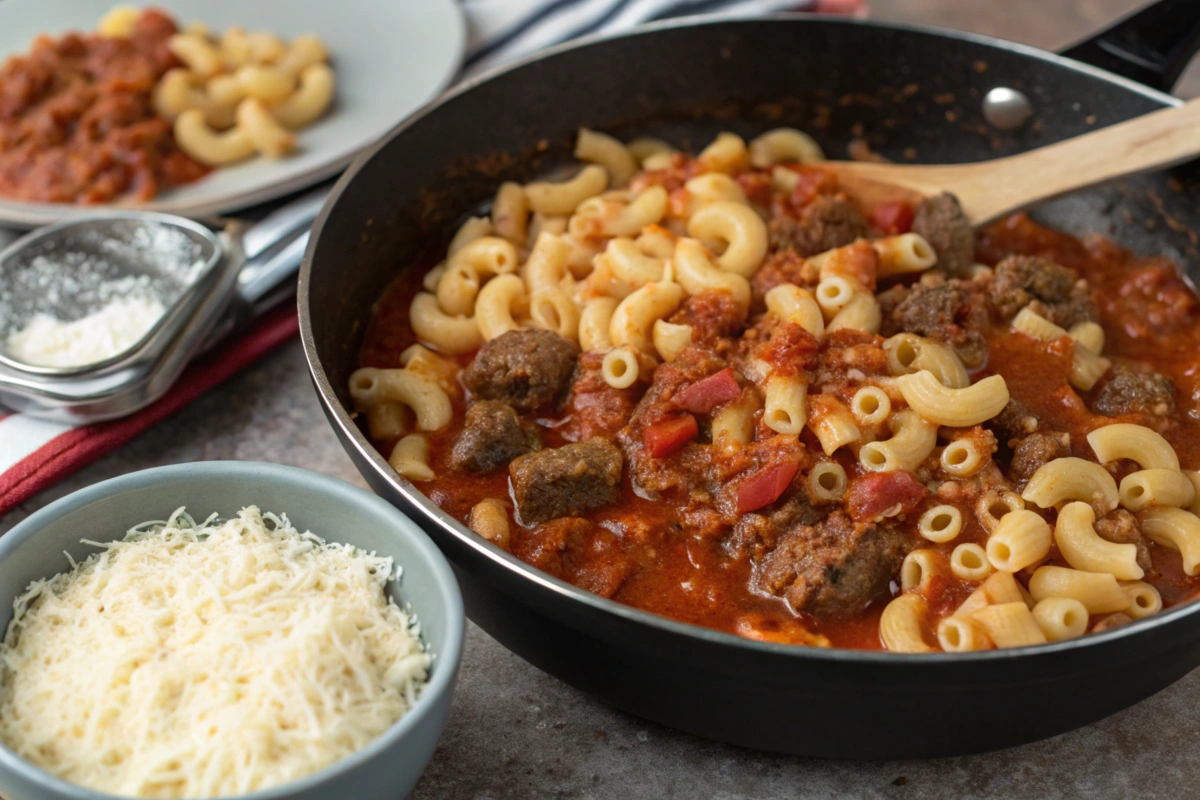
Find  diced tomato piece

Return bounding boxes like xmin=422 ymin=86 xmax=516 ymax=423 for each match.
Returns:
xmin=845 ymin=471 xmax=928 ymax=522
xmin=755 ymin=323 xmax=821 ymax=377
xmin=736 ymin=171 xmax=773 ymax=206
xmin=785 ymin=165 xmax=839 ymax=209
xmin=677 ymin=368 xmax=741 ymax=414
xmin=737 ymin=461 xmax=801 ymax=513
xmin=869 ymin=201 xmax=915 ymax=236
xmin=643 ymin=414 xmax=698 ymax=458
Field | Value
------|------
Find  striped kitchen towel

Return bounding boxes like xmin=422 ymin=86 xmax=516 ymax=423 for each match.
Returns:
xmin=463 ymin=0 xmax=862 ymax=73
xmin=0 ymin=0 xmax=864 ymax=519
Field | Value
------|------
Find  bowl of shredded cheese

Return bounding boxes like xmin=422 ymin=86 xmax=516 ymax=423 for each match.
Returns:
xmin=0 ymin=462 xmax=463 ymax=800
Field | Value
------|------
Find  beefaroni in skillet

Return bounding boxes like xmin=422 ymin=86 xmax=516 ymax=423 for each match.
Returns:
xmin=348 ymin=126 xmax=1200 ymax=653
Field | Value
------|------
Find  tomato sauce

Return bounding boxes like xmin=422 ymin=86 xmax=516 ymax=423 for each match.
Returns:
xmin=359 ymin=194 xmax=1200 ymax=651
xmin=0 ymin=8 xmax=209 ymax=204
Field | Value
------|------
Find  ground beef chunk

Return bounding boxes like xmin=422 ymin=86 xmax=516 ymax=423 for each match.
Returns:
xmin=510 ymin=437 xmax=623 ymax=525
xmin=754 ymin=510 xmax=910 ymax=618
xmin=560 ymin=351 xmax=642 ymax=442
xmin=768 ymin=196 xmax=869 ymax=257
xmin=992 ymin=398 xmax=1039 ymax=443
xmin=511 ymin=517 xmax=633 ymax=598
xmin=814 ymin=329 xmax=890 ymax=389
xmin=1009 ymin=432 xmax=1070 ymax=483
xmin=881 ymin=272 xmax=988 ymax=367
xmin=751 ymin=250 xmax=813 ymax=309
xmin=1093 ymin=364 xmax=1176 ymax=418
xmin=449 ymin=400 xmax=537 ymax=472
xmin=912 ymin=192 xmax=974 ymax=276
xmin=462 ymin=329 xmax=577 ymax=412
xmin=1095 ymin=508 xmax=1153 ymax=573
xmin=990 ymin=255 xmax=1099 ymax=327
xmin=667 ymin=290 xmax=746 ymax=344
xmin=729 ymin=494 xmax=826 ymax=559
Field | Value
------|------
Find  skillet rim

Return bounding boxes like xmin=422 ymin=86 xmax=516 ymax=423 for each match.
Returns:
xmin=299 ymin=12 xmax=1193 ymax=665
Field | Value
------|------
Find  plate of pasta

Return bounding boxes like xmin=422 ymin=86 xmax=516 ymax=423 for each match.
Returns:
xmin=0 ymin=0 xmax=465 ymax=227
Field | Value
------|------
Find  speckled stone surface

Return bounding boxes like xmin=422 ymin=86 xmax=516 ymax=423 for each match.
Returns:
xmin=4 ymin=1 xmax=1200 ymax=797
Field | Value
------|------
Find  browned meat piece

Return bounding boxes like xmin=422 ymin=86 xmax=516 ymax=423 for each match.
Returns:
xmin=730 ymin=494 xmax=827 ymax=559
xmin=667 ymin=290 xmax=746 ymax=344
xmin=462 ymin=329 xmax=578 ymax=412
xmin=768 ymin=196 xmax=869 ymax=257
xmin=881 ymin=272 xmax=988 ymax=367
xmin=991 ymin=255 xmax=1099 ymax=327
xmin=449 ymin=400 xmax=537 ymax=472
xmin=912 ymin=192 xmax=974 ymax=276
xmin=559 ymin=351 xmax=642 ymax=442
xmin=814 ymin=329 xmax=890 ymax=388
xmin=511 ymin=517 xmax=633 ymax=598
xmin=1009 ymin=432 xmax=1070 ymax=483
xmin=751 ymin=250 xmax=814 ymax=309
xmin=1093 ymin=364 xmax=1176 ymax=418
xmin=754 ymin=510 xmax=910 ymax=618
xmin=1095 ymin=508 xmax=1153 ymax=573
xmin=770 ymin=492 xmax=826 ymax=531
xmin=510 ymin=437 xmax=623 ymax=525
xmin=992 ymin=398 xmax=1039 ymax=443
xmin=1091 ymin=612 xmax=1134 ymax=634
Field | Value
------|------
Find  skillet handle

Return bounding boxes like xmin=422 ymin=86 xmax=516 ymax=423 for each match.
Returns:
xmin=1060 ymin=0 xmax=1200 ymax=93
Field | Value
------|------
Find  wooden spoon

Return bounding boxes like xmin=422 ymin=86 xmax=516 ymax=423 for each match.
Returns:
xmin=823 ymin=97 xmax=1200 ymax=226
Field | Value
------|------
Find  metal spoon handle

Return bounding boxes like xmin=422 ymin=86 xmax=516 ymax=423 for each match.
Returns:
xmin=196 ymin=189 xmax=325 ymax=352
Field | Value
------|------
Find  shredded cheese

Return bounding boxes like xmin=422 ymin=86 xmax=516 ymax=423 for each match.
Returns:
xmin=0 ymin=507 xmax=430 ymax=798
xmin=6 ymin=294 xmax=165 ymax=368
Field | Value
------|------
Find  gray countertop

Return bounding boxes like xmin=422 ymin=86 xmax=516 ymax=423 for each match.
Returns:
xmin=3 ymin=1 xmax=1199 ymax=796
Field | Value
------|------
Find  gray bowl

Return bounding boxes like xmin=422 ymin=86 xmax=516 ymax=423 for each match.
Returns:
xmin=0 ymin=462 xmax=464 ymax=800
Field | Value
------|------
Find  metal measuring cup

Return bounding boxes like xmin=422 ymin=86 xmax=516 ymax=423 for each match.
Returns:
xmin=0 ymin=189 xmax=325 ymax=422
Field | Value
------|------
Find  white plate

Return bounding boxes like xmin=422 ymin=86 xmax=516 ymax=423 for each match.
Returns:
xmin=0 ymin=0 xmax=465 ymax=228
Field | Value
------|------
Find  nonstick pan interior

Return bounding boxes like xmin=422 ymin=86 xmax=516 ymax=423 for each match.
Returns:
xmin=301 ymin=17 xmax=1200 ymax=757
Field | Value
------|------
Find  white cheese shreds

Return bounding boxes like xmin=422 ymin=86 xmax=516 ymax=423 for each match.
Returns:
xmin=0 ymin=506 xmax=431 ymax=799
xmin=6 ymin=294 xmax=165 ymax=368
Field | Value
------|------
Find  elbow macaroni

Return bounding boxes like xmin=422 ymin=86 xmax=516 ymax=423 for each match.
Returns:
xmin=1053 ymin=501 xmax=1144 ymax=580
xmin=389 ymin=434 xmax=435 ymax=481
xmin=672 ymin=238 xmax=752 ymax=308
xmin=806 ymin=395 xmax=860 ymax=455
xmin=880 ymin=594 xmax=935 ymax=653
xmin=159 ymin=26 xmax=335 ymax=165
xmin=748 ymin=128 xmax=824 ymax=167
xmin=1138 ymin=507 xmax=1200 ymax=575
xmin=1088 ymin=423 xmax=1180 ymax=471
xmin=765 ymin=284 xmax=824 ymax=340
xmin=895 ymin=371 xmax=1009 ymax=428
xmin=1021 ymin=457 xmax=1119 ymax=515
xmin=859 ymin=409 xmax=938 ymax=473
xmin=985 ymin=509 xmax=1052 ymax=573
xmin=763 ymin=375 xmax=808 ymax=435
xmin=349 ymin=368 xmax=452 ymax=431
xmin=686 ymin=202 xmax=769 ymax=277
xmin=610 ymin=281 xmax=684 ymax=353
xmin=884 ymin=333 xmax=969 ymax=389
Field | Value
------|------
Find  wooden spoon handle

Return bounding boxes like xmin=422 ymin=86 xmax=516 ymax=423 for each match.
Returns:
xmin=828 ymin=97 xmax=1200 ymax=225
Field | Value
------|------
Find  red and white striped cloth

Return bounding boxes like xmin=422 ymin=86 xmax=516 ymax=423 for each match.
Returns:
xmin=0 ymin=307 xmax=298 ymax=518
xmin=0 ymin=0 xmax=864 ymax=519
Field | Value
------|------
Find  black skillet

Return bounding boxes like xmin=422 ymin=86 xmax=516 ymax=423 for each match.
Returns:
xmin=300 ymin=0 xmax=1200 ymax=758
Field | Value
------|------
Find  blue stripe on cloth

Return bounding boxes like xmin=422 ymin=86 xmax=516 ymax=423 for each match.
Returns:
xmin=465 ymin=0 xmax=594 ymax=66
xmin=558 ymin=0 xmax=645 ymax=42
xmin=463 ymin=0 xmax=815 ymax=73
